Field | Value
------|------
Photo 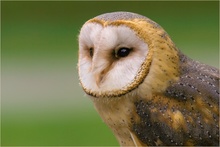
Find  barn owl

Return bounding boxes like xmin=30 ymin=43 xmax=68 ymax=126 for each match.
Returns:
xmin=77 ymin=11 xmax=219 ymax=146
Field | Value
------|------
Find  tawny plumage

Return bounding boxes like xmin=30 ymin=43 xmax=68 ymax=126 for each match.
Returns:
xmin=77 ymin=11 xmax=219 ymax=146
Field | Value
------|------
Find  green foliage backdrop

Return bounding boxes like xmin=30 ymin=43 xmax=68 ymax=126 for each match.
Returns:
xmin=1 ymin=1 xmax=219 ymax=146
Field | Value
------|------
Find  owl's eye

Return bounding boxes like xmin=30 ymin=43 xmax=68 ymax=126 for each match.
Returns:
xmin=89 ymin=47 xmax=93 ymax=57
xmin=116 ymin=47 xmax=131 ymax=58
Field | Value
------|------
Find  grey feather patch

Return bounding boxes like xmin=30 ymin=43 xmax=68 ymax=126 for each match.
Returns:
xmin=94 ymin=11 xmax=161 ymax=29
xmin=95 ymin=11 xmax=148 ymax=21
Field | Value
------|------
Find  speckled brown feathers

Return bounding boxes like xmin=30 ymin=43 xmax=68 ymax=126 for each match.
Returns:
xmin=133 ymin=52 xmax=219 ymax=146
xmin=78 ymin=11 xmax=219 ymax=146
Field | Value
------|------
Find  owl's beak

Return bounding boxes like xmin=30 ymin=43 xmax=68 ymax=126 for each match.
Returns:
xmin=91 ymin=63 xmax=104 ymax=88
xmin=91 ymin=50 xmax=111 ymax=88
xmin=92 ymin=63 xmax=108 ymax=88
xmin=95 ymin=73 xmax=104 ymax=88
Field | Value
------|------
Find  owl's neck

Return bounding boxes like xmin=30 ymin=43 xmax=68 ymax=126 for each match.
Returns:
xmin=91 ymin=96 xmax=144 ymax=146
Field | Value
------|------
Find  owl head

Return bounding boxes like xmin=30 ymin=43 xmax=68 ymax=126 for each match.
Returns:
xmin=78 ymin=12 xmax=179 ymax=98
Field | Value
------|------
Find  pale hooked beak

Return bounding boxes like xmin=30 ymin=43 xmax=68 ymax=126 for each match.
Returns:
xmin=95 ymin=72 xmax=104 ymax=88
xmin=91 ymin=62 xmax=106 ymax=88
xmin=91 ymin=49 xmax=110 ymax=88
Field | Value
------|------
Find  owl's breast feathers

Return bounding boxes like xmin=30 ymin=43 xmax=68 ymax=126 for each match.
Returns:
xmin=133 ymin=52 xmax=219 ymax=146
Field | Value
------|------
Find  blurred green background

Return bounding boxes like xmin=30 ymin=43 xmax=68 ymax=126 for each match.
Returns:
xmin=1 ymin=1 xmax=219 ymax=146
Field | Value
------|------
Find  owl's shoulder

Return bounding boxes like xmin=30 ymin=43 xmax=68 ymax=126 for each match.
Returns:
xmin=165 ymin=52 xmax=219 ymax=101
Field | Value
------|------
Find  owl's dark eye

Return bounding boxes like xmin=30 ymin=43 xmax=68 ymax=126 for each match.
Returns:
xmin=89 ymin=47 xmax=93 ymax=57
xmin=116 ymin=47 xmax=131 ymax=58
